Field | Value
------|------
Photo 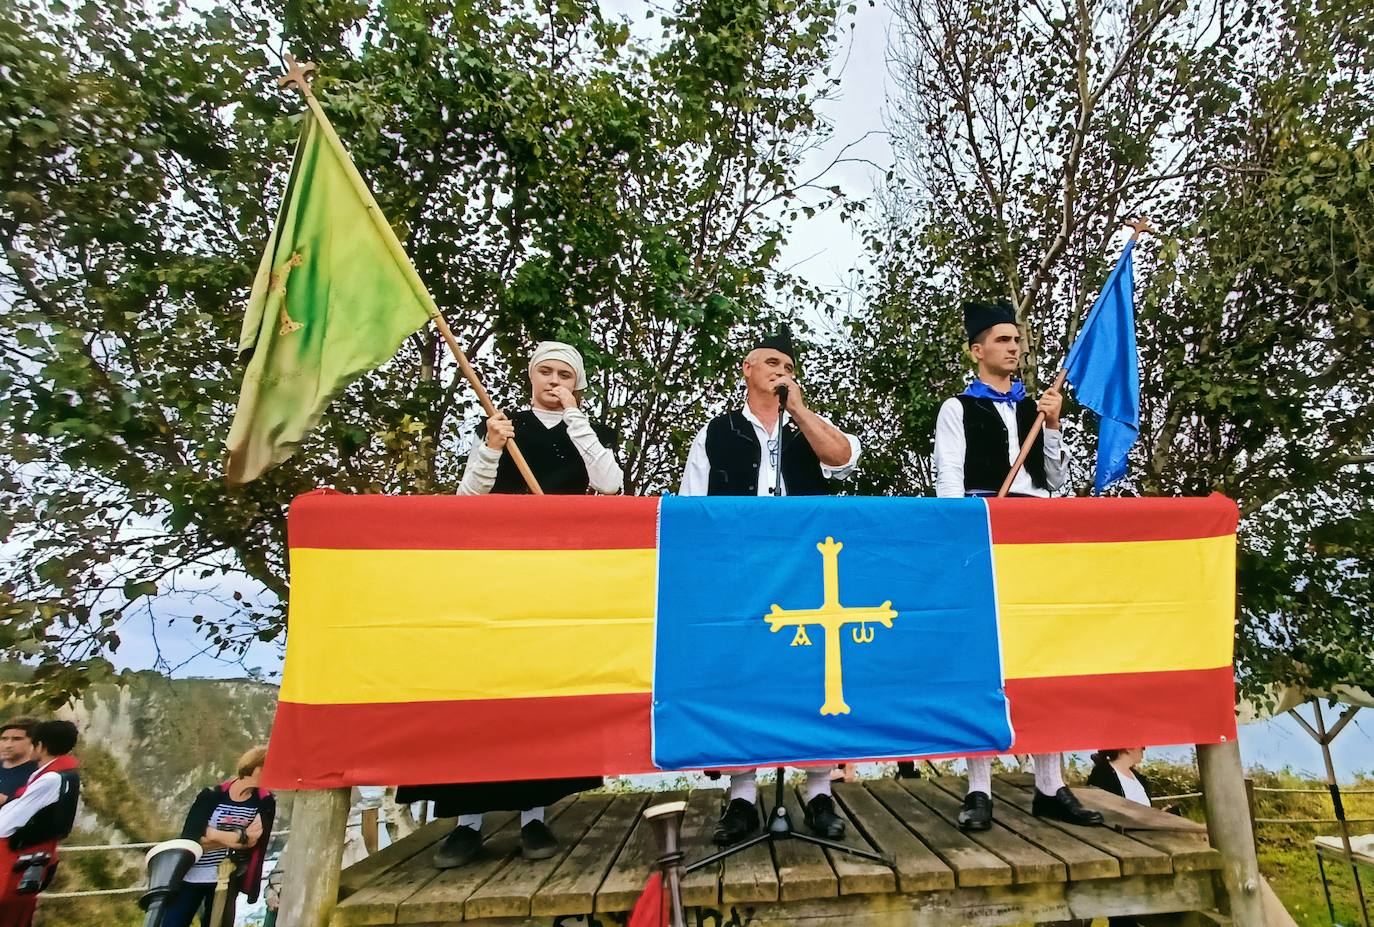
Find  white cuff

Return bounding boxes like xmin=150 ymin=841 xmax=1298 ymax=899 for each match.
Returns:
xmin=562 ymin=409 xmax=624 ymax=495
xmin=456 ymin=441 xmax=503 ymax=495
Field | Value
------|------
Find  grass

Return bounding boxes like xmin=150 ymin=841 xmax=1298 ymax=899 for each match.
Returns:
xmin=1125 ymin=760 xmax=1374 ymax=927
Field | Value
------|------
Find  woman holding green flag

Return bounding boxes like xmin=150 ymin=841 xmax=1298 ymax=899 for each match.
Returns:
xmin=397 ymin=340 xmax=622 ymax=869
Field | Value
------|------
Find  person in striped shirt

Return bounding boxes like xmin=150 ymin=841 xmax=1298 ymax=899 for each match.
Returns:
xmin=163 ymin=746 xmax=275 ymax=927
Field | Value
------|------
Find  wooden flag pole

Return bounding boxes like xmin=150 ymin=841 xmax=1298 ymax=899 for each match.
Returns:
xmin=276 ymin=55 xmax=544 ymax=495
xmin=995 ymin=216 xmax=1154 ymax=498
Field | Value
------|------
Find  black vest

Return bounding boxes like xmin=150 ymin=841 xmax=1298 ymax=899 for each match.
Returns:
xmin=703 ymin=411 xmax=829 ymax=496
xmin=475 ymin=410 xmax=618 ymax=495
xmin=10 ymin=769 xmax=79 ymax=851
xmin=956 ymin=395 xmax=1048 ymax=493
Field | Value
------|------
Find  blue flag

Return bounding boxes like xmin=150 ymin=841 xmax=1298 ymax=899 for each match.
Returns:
xmin=652 ymin=496 xmax=1013 ymax=770
xmin=1064 ymin=239 xmax=1140 ymax=493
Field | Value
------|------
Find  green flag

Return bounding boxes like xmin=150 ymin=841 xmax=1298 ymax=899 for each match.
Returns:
xmin=226 ymin=108 xmax=433 ymax=484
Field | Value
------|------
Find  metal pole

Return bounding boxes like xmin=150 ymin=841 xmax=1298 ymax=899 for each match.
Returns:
xmin=643 ymin=801 xmax=688 ymax=927
xmin=1312 ymin=699 xmax=1370 ymax=927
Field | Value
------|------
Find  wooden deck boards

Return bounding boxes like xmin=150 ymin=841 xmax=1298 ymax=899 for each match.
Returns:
xmin=331 ymin=775 xmax=1224 ymax=927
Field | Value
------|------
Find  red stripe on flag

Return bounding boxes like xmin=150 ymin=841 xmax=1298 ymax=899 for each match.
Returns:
xmin=1005 ymin=666 xmax=1236 ymax=753
xmin=262 ymin=692 xmax=654 ymax=790
xmin=287 ymin=490 xmax=660 ymax=551
xmin=988 ymin=494 xmax=1238 ymax=544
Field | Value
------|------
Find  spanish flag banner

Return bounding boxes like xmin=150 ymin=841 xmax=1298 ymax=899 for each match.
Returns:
xmin=262 ymin=492 xmax=1237 ymax=789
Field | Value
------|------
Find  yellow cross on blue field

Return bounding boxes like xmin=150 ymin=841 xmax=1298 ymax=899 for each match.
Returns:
xmin=764 ymin=537 xmax=897 ymax=715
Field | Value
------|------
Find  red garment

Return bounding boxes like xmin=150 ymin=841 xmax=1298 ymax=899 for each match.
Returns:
xmin=627 ymin=871 xmax=665 ymax=927
xmin=0 ymin=755 xmax=79 ymax=927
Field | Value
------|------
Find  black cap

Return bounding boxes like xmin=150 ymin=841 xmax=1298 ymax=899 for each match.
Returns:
xmin=962 ymin=299 xmax=1018 ymax=344
xmin=752 ymin=329 xmax=796 ymax=364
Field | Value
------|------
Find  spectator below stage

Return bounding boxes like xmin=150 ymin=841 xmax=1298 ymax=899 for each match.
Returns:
xmin=0 ymin=720 xmax=38 ymax=804
xmin=163 ymin=746 xmax=275 ymax=927
xmin=1087 ymin=748 xmax=1153 ymax=807
xmin=0 ymin=719 xmax=81 ymax=927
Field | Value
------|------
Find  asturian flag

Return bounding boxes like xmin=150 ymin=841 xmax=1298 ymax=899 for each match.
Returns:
xmin=1064 ymin=239 xmax=1141 ymax=493
xmin=652 ymin=496 xmax=1011 ymax=769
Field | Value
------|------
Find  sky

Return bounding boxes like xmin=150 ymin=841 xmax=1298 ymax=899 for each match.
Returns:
xmin=101 ymin=0 xmax=1373 ymax=780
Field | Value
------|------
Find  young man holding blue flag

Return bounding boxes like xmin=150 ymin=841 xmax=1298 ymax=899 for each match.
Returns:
xmin=679 ymin=332 xmax=862 ymax=847
xmin=932 ymin=300 xmax=1104 ymax=832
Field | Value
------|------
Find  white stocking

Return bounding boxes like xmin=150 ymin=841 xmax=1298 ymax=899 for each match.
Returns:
xmin=966 ymin=756 xmax=993 ymax=795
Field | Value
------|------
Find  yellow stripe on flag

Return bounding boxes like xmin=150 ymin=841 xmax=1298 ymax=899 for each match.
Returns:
xmin=995 ymin=535 xmax=1235 ymax=679
xmin=280 ymin=548 xmax=656 ymax=704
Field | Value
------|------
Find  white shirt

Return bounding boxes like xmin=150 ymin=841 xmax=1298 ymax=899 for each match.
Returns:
xmin=457 ymin=406 xmax=624 ymax=495
xmin=679 ymin=405 xmax=861 ymax=497
xmin=1116 ymin=768 xmax=1151 ymax=806
xmin=0 ymin=760 xmax=63 ymax=837
xmin=933 ymin=396 xmax=1067 ymax=498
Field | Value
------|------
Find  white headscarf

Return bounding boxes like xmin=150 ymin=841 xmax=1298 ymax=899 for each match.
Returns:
xmin=528 ymin=341 xmax=587 ymax=390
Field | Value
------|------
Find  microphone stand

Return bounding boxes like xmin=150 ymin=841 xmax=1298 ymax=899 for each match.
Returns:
xmin=686 ymin=382 xmax=888 ymax=873
xmin=769 ymin=385 xmax=787 ymax=497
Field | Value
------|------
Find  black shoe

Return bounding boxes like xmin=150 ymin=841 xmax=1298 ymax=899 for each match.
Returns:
xmin=957 ymin=791 xmax=993 ymax=832
xmin=521 ymin=819 xmax=560 ymax=859
xmin=894 ymin=761 xmax=920 ymax=780
xmin=803 ymin=793 xmax=846 ymax=839
xmin=712 ymin=798 xmax=760 ymax=846
xmin=1032 ymin=787 xmax=1105 ymax=826
xmin=433 ymin=824 xmax=482 ymax=869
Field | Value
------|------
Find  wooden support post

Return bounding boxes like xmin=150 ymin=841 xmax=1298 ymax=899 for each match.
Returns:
xmin=1197 ymin=740 xmax=1264 ymax=926
xmin=278 ymin=788 xmax=351 ymax=927
xmin=1243 ymin=778 xmax=1258 ymax=856
xmin=361 ymin=807 xmax=380 ymax=855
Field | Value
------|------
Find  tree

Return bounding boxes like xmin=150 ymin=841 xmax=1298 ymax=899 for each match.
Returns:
xmin=836 ymin=0 xmax=1374 ymax=699
xmin=0 ymin=0 xmax=848 ymax=701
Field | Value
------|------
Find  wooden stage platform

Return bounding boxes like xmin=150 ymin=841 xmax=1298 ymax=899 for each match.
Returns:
xmin=331 ymin=774 xmax=1224 ymax=927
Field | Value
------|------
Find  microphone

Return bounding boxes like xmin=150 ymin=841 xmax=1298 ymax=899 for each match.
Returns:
xmin=775 ymin=383 xmax=788 ymax=410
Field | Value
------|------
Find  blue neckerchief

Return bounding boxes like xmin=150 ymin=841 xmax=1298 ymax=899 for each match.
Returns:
xmin=962 ymin=379 xmax=1026 ymax=404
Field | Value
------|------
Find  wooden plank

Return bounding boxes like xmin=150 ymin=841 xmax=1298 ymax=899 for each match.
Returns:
xmin=805 ymin=786 xmax=896 ymax=896
xmin=1121 ymin=829 xmax=1222 ymax=871
xmin=338 ymin=817 xmax=453 ymax=899
xmin=1073 ymin=784 xmax=1209 ymax=833
xmin=867 ymin=779 xmax=1012 ymax=888
xmin=995 ymin=777 xmax=1219 ymax=870
xmin=678 ymin=788 xmax=725 ymax=908
xmin=596 ymin=789 xmax=688 ymax=912
xmin=452 ymin=872 xmax=1215 ymax=927
xmin=909 ymin=778 xmax=1063 ymax=884
xmin=772 ymin=787 xmax=838 ymax=901
xmin=832 ymin=782 xmax=955 ymax=893
xmin=689 ymin=881 xmax=1070 ymax=927
xmin=990 ymin=779 xmax=1172 ymax=877
xmin=926 ymin=776 xmax=1118 ymax=881
xmin=1066 ymin=870 xmax=1217 ymax=919
xmin=463 ymin=793 xmax=612 ymax=919
xmin=337 ymin=814 xmax=501 ymax=927
xmin=393 ymin=813 xmax=523 ymax=926
xmin=717 ymin=785 xmax=780 ymax=904
xmin=530 ymin=792 xmax=647 ymax=916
